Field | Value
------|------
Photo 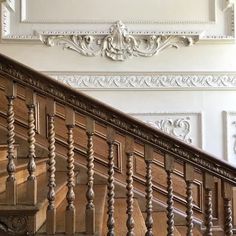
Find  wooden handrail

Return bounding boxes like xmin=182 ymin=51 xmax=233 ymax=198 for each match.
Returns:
xmin=0 ymin=53 xmax=236 ymax=185
xmin=0 ymin=54 xmax=236 ymax=185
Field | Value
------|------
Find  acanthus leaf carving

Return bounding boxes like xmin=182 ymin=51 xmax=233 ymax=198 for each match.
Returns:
xmin=40 ymin=21 xmax=198 ymax=61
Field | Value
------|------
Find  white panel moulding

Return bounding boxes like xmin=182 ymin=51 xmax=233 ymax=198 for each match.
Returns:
xmin=45 ymin=72 xmax=236 ymax=91
xmin=129 ymin=112 xmax=203 ymax=149
xmin=0 ymin=0 xmax=235 ymax=44
xmin=223 ymin=111 xmax=236 ymax=164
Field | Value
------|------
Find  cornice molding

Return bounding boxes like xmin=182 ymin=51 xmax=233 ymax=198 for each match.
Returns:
xmin=46 ymin=72 xmax=236 ymax=90
xmin=40 ymin=21 xmax=198 ymax=61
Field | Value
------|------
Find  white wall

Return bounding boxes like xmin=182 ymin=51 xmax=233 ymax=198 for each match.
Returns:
xmin=1 ymin=0 xmax=236 ymax=164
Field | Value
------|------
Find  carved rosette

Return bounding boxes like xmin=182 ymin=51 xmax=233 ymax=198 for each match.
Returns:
xmin=40 ymin=21 xmax=198 ymax=61
xmin=0 ymin=216 xmax=29 ymax=235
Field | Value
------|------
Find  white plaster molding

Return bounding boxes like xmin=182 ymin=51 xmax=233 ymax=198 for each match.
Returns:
xmin=223 ymin=111 xmax=236 ymax=163
xmin=129 ymin=112 xmax=203 ymax=148
xmin=147 ymin=118 xmax=192 ymax=144
xmin=46 ymin=72 xmax=236 ymax=91
xmin=40 ymin=21 xmax=198 ymax=61
xmin=1 ymin=3 xmax=10 ymax=37
xmin=0 ymin=0 xmax=235 ymax=42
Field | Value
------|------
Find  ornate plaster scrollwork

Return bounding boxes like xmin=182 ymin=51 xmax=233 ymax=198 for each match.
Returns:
xmin=40 ymin=21 xmax=198 ymax=61
xmin=147 ymin=118 xmax=192 ymax=143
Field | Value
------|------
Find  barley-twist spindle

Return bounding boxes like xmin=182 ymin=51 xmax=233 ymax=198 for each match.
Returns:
xmin=184 ymin=163 xmax=194 ymax=236
xmin=107 ymin=141 xmax=115 ymax=236
xmin=186 ymin=181 xmax=193 ymax=236
xmin=65 ymin=117 xmax=76 ymax=235
xmin=26 ymin=88 xmax=37 ymax=205
xmin=107 ymin=127 xmax=116 ymax=236
xmin=85 ymin=117 xmax=95 ymax=235
xmin=46 ymin=99 xmax=56 ymax=235
xmin=144 ymin=144 xmax=154 ymax=236
xmin=27 ymin=104 xmax=36 ymax=181
xmin=204 ymin=189 xmax=213 ymax=236
xmin=165 ymin=154 xmax=175 ymax=236
xmin=126 ymin=152 xmax=134 ymax=236
xmin=224 ymin=198 xmax=233 ymax=236
xmin=145 ymin=160 xmax=153 ymax=236
xmin=166 ymin=170 xmax=174 ymax=236
xmin=5 ymin=81 xmax=17 ymax=205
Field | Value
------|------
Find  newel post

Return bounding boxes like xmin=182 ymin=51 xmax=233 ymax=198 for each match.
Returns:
xmin=5 ymin=80 xmax=17 ymax=205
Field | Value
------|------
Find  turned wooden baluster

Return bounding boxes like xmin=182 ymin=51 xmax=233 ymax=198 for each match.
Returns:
xmin=203 ymin=173 xmax=214 ymax=236
xmin=184 ymin=163 xmax=195 ymax=236
xmin=25 ymin=88 xmax=37 ymax=205
xmin=144 ymin=144 xmax=154 ymax=236
xmin=222 ymin=181 xmax=233 ymax=236
xmin=5 ymin=80 xmax=17 ymax=205
xmin=106 ymin=127 xmax=116 ymax=236
xmin=125 ymin=136 xmax=135 ymax=236
xmin=46 ymin=98 xmax=56 ymax=235
xmin=164 ymin=154 xmax=175 ymax=236
xmin=85 ymin=117 xmax=95 ymax=235
xmin=65 ymin=107 xmax=76 ymax=235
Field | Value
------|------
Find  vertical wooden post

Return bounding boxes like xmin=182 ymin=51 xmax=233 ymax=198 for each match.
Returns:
xmin=164 ymin=153 xmax=175 ymax=236
xmin=5 ymin=80 xmax=17 ymax=205
xmin=184 ymin=163 xmax=194 ymax=236
xmin=203 ymin=173 xmax=214 ymax=236
xmin=25 ymin=88 xmax=37 ymax=205
xmin=46 ymin=97 xmax=56 ymax=235
xmin=144 ymin=144 xmax=154 ymax=236
xmin=222 ymin=181 xmax=233 ymax=236
xmin=106 ymin=126 xmax=116 ymax=236
xmin=125 ymin=136 xmax=135 ymax=236
xmin=85 ymin=117 xmax=95 ymax=235
xmin=65 ymin=107 xmax=76 ymax=235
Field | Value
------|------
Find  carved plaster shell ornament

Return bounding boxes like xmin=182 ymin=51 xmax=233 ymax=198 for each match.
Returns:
xmin=40 ymin=21 xmax=198 ymax=61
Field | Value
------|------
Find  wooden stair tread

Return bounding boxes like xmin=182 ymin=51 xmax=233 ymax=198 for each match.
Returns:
xmin=0 ymin=171 xmax=67 ymax=206
xmin=38 ymin=184 xmax=107 ymax=235
xmin=176 ymin=225 xmax=202 ymax=236
xmin=102 ymin=198 xmax=146 ymax=235
xmin=152 ymin=212 xmax=181 ymax=236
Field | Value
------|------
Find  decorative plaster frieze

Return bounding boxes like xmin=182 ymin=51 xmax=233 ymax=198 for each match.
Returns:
xmin=147 ymin=118 xmax=192 ymax=144
xmin=40 ymin=21 xmax=198 ymax=61
xmin=1 ymin=3 xmax=10 ymax=36
xmin=47 ymin=73 xmax=236 ymax=90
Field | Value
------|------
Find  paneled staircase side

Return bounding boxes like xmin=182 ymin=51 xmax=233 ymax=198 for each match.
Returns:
xmin=0 ymin=53 xmax=236 ymax=235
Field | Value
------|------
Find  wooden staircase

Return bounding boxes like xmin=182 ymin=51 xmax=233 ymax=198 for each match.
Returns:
xmin=0 ymin=144 xmax=193 ymax=235
xmin=0 ymin=53 xmax=236 ymax=235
